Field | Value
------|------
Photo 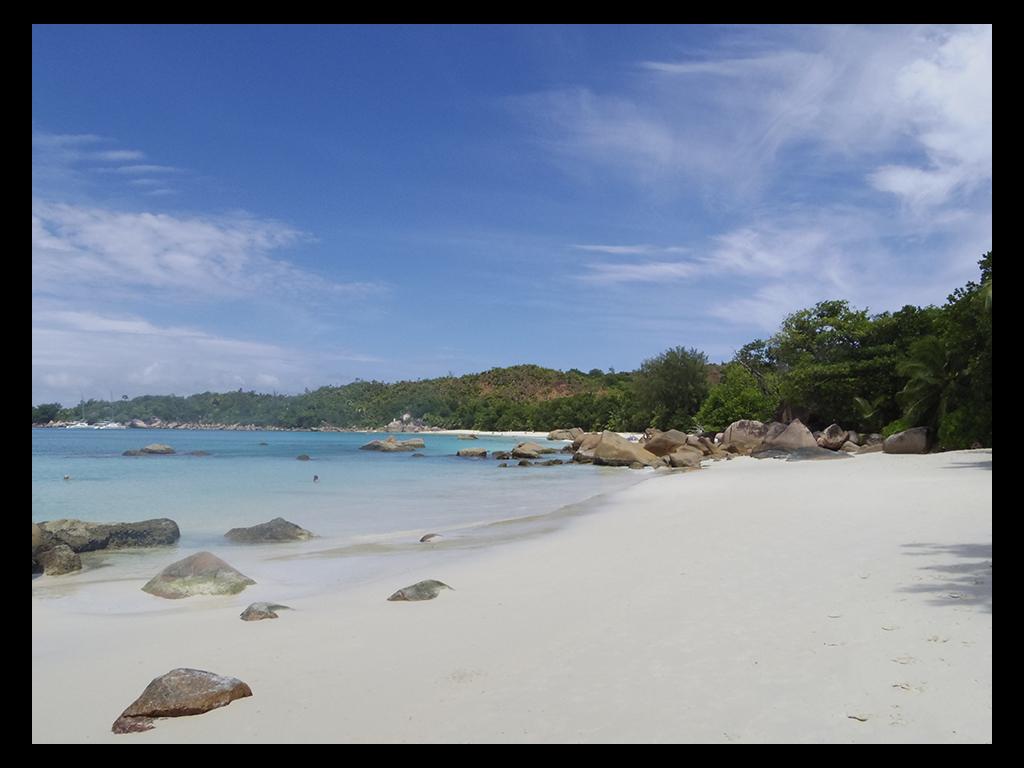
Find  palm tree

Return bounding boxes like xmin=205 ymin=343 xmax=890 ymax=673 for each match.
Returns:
xmin=896 ymin=336 xmax=951 ymax=432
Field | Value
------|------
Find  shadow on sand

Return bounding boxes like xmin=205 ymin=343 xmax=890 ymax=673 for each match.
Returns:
xmin=899 ymin=542 xmax=992 ymax=613
xmin=940 ymin=449 xmax=992 ymax=471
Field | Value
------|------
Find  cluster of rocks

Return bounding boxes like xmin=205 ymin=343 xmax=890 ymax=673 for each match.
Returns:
xmin=382 ymin=413 xmax=443 ymax=433
xmin=360 ymin=436 xmax=426 ymax=452
xmin=716 ymin=420 xmax=931 ymax=457
xmin=568 ymin=430 xmax=718 ymax=469
xmin=32 ymin=518 xmax=180 ymax=575
xmin=34 ymin=512 xmax=457 ymax=734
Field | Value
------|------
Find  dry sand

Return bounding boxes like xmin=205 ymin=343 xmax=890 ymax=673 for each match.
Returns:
xmin=31 ymin=450 xmax=991 ymax=743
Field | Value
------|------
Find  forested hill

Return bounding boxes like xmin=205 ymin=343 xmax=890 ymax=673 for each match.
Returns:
xmin=33 ymin=364 xmax=662 ymax=432
xmin=33 ymin=251 xmax=992 ymax=449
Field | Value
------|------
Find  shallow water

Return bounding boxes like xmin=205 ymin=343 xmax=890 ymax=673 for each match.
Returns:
xmin=32 ymin=429 xmax=649 ymax=610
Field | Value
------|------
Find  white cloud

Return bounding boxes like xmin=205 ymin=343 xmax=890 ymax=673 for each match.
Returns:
xmin=107 ymin=164 xmax=181 ymax=175
xmin=31 ymin=308 xmax=384 ymax=403
xmin=520 ymin=25 xmax=991 ymax=210
xmin=32 ymin=201 xmax=382 ymax=301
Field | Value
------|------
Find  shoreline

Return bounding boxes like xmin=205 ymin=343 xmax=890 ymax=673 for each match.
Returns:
xmin=32 ymin=424 xmax=643 ymax=441
xmin=32 ymin=450 xmax=991 ymax=743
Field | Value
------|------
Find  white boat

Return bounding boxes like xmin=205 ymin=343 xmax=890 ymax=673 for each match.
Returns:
xmin=65 ymin=421 xmax=93 ymax=429
xmin=97 ymin=422 xmax=127 ymax=429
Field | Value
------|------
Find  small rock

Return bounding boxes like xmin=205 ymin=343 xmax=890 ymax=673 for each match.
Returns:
xmin=240 ymin=602 xmax=291 ymax=621
xmin=387 ymin=579 xmax=453 ymax=601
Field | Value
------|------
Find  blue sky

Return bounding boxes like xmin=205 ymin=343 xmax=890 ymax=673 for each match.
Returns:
xmin=32 ymin=24 xmax=992 ymax=405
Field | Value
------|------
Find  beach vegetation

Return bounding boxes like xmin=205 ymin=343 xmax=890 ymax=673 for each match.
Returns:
xmin=632 ymin=346 xmax=710 ymax=431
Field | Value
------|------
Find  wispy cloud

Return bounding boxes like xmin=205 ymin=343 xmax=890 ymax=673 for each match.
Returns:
xmin=32 ymin=307 xmax=362 ymax=402
xmin=518 ymin=25 xmax=991 ymax=212
xmin=579 ymin=261 xmax=699 ymax=284
xmin=106 ymin=164 xmax=181 ymax=175
xmin=572 ymin=244 xmax=689 ymax=255
xmin=32 ymin=200 xmax=383 ymax=302
xmin=92 ymin=149 xmax=146 ymax=161
xmin=32 ymin=128 xmax=184 ymax=196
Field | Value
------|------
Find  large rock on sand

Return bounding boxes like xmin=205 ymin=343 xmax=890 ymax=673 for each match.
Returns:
xmin=762 ymin=419 xmax=817 ymax=451
xmin=111 ymin=668 xmax=253 ymax=733
xmin=39 ymin=518 xmax=180 ymax=553
xmin=141 ymin=552 xmax=255 ymax=599
xmin=721 ymin=420 xmax=767 ymax=453
xmin=883 ymin=427 xmax=931 ymax=454
xmin=818 ymin=423 xmax=849 ymax=450
xmin=224 ymin=518 xmax=314 ymax=543
xmin=360 ymin=437 xmax=424 ymax=452
xmin=574 ymin=431 xmax=663 ymax=467
xmin=36 ymin=544 xmax=82 ymax=575
xmin=668 ymin=450 xmax=703 ymax=468
xmin=642 ymin=429 xmax=690 ymax=456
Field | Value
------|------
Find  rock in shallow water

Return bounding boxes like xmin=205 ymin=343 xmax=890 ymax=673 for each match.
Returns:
xmin=387 ymin=579 xmax=453 ymax=601
xmin=142 ymin=552 xmax=256 ymax=599
xmin=111 ymin=668 xmax=252 ymax=733
xmin=224 ymin=517 xmax=314 ymax=543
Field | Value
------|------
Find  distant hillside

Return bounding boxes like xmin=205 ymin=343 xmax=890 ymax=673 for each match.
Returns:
xmin=35 ymin=364 xmax=646 ymax=431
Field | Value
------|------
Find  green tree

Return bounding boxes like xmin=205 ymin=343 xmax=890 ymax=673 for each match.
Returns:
xmin=695 ymin=363 xmax=779 ymax=433
xmin=32 ymin=403 xmax=63 ymax=424
xmin=633 ymin=347 xmax=709 ymax=430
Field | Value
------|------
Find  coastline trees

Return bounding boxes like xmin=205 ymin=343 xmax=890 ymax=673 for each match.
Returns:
xmin=632 ymin=347 xmax=710 ymax=431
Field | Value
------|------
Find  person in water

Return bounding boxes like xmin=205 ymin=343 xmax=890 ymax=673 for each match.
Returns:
xmin=313 ymin=475 xmax=319 ymax=483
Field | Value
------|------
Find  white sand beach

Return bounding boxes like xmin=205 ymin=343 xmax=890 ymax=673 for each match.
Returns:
xmin=31 ymin=450 xmax=992 ymax=743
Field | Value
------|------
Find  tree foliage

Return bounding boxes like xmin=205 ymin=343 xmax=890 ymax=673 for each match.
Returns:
xmin=632 ymin=347 xmax=709 ymax=431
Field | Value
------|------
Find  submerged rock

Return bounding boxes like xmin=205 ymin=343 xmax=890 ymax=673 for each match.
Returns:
xmin=512 ymin=442 xmax=556 ymax=457
xmin=296 ymin=454 xmax=311 ymax=461
xmin=360 ymin=437 xmax=423 ymax=452
xmin=111 ymin=668 xmax=252 ymax=733
xmin=224 ymin=517 xmax=314 ymax=543
xmin=240 ymin=602 xmax=292 ymax=621
xmin=387 ymin=579 xmax=453 ymax=601
xmin=141 ymin=552 xmax=255 ymax=599
xmin=140 ymin=444 xmax=175 ymax=455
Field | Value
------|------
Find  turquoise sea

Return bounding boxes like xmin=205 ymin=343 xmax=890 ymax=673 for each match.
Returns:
xmin=32 ymin=429 xmax=649 ymax=611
